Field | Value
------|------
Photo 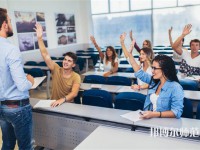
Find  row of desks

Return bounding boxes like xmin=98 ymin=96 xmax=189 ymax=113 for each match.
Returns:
xmin=30 ymin=98 xmax=200 ymax=149
xmin=80 ymin=83 xmax=200 ymax=101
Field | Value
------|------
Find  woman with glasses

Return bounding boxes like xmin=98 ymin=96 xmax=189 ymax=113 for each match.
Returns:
xmin=120 ymin=33 xmax=154 ymax=90
xmin=90 ymin=36 xmax=118 ymax=77
xmin=120 ymin=33 xmax=184 ymax=119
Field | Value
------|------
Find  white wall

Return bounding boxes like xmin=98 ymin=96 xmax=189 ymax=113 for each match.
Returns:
xmin=4 ymin=0 xmax=93 ymax=62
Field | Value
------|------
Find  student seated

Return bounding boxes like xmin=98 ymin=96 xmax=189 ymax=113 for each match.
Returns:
xmin=172 ymin=24 xmax=200 ymax=76
xmin=120 ymin=33 xmax=154 ymax=90
xmin=120 ymin=33 xmax=184 ymax=119
xmin=90 ymin=36 xmax=118 ymax=77
xmin=34 ymin=23 xmax=81 ymax=107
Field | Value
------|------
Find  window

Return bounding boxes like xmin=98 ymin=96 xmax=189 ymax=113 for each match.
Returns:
xmin=110 ymin=0 xmax=129 ymax=13
xmin=92 ymin=11 xmax=152 ymax=47
xmin=178 ymin=0 xmax=200 ymax=6
xmin=91 ymin=0 xmax=109 ymax=14
xmin=131 ymin=0 xmax=152 ymax=10
xmin=153 ymin=0 xmax=177 ymax=8
xmin=153 ymin=6 xmax=200 ymax=46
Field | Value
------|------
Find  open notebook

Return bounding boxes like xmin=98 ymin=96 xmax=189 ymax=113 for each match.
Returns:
xmin=34 ymin=100 xmax=56 ymax=108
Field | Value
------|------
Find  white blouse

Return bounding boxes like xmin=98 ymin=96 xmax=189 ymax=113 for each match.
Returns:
xmin=150 ymin=93 xmax=159 ymax=111
xmin=103 ymin=57 xmax=118 ymax=72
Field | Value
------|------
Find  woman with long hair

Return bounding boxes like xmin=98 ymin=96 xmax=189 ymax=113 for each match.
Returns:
xmin=120 ymin=33 xmax=184 ymax=119
xmin=129 ymin=30 xmax=152 ymax=54
xmin=120 ymin=33 xmax=154 ymax=90
xmin=90 ymin=36 xmax=118 ymax=77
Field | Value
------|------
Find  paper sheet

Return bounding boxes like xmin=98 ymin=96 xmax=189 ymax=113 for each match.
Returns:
xmin=34 ymin=100 xmax=56 ymax=108
xmin=91 ymin=84 xmax=102 ymax=89
xmin=121 ymin=110 xmax=143 ymax=122
xmin=31 ymin=76 xmax=46 ymax=89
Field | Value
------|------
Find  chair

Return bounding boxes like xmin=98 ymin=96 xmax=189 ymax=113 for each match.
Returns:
xmin=87 ymin=48 xmax=94 ymax=51
xmin=115 ymin=92 xmax=145 ymax=111
xmin=181 ymin=98 xmax=193 ymax=118
xmin=179 ymin=79 xmax=199 ymax=91
xmin=82 ymin=89 xmax=113 ymax=108
xmin=76 ymin=50 xmax=85 ymax=53
xmin=196 ymin=103 xmax=200 ymax=119
xmin=107 ymin=76 xmax=131 ymax=86
xmin=24 ymin=61 xmax=38 ymax=66
xmin=51 ymin=57 xmax=58 ymax=60
xmin=120 ymin=60 xmax=129 ymax=64
xmin=37 ymin=61 xmax=47 ymax=66
xmin=28 ymin=68 xmax=45 ymax=77
xmin=83 ymin=75 xmax=106 ymax=84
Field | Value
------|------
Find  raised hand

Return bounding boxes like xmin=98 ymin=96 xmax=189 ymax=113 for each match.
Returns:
xmin=182 ymin=24 xmax=192 ymax=36
xmin=129 ymin=30 xmax=133 ymax=40
xmin=90 ymin=36 xmax=96 ymax=44
xmin=168 ymin=26 xmax=173 ymax=35
xmin=120 ymin=32 xmax=127 ymax=43
xmin=34 ymin=23 xmax=43 ymax=39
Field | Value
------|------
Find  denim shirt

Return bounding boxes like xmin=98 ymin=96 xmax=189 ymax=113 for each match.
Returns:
xmin=0 ymin=37 xmax=32 ymax=101
xmin=135 ymin=69 xmax=184 ymax=119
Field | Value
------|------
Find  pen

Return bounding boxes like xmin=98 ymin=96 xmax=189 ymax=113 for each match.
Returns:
xmin=139 ymin=111 xmax=143 ymax=115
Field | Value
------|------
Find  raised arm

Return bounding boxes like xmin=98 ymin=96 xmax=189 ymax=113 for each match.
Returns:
xmin=129 ymin=30 xmax=140 ymax=53
xmin=172 ymin=24 xmax=192 ymax=55
xmin=90 ymin=36 xmax=104 ymax=60
xmin=34 ymin=23 xmax=55 ymax=71
xmin=168 ymin=27 xmax=173 ymax=47
xmin=120 ymin=33 xmax=140 ymax=72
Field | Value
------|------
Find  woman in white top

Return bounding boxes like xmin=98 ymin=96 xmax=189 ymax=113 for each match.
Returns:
xmin=120 ymin=33 xmax=154 ymax=90
xmin=90 ymin=36 xmax=118 ymax=77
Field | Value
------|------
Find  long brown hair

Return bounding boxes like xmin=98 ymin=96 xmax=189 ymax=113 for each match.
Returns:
xmin=143 ymin=40 xmax=152 ymax=49
xmin=105 ymin=46 xmax=117 ymax=67
xmin=140 ymin=47 xmax=154 ymax=66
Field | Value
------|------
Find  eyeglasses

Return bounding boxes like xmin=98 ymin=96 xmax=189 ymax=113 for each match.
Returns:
xmin=152 ymin=67 xmax=162 ymax=70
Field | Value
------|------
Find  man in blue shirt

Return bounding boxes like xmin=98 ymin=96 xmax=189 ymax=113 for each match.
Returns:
xmin=0 ymin=8 xmax=34 ymax=149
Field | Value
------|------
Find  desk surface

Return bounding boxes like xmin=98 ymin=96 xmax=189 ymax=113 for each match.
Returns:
xmin=82 ymin=71 xmax=135 ymax=79
xmin=75 ymin=126 xmax=200 ymax=150
xmin=30 ymin=98 xmax=133 ymax=125
xmin=80 ymin=83 xmax=122 ymax=93
xmin=135 ymin=117 xmax=200 ymax=135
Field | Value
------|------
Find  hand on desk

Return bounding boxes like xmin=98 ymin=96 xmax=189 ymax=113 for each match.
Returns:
xmin=131 ymin=84 xmax=141 ymax=90
xmin=103 ymin=72 xmax=111 ymax=77
xmin=51 ymin=98 xmax=65 ymax=107
xmin=139 ymin=111 xmax=154 ymax=119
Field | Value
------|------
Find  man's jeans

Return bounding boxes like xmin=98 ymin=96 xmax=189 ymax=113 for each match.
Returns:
xmin=0 ymin=104 xmax=33 ymax=150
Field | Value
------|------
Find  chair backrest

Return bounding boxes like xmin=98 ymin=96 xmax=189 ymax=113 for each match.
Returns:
xmin=24 ymin=61 xmax=38 ymax=66
xmin=107 ymin=76 xmax=131 ymax=86
xmin=196 ymin=103 xmax=200 ymax=120
xmin=82 ymin=89 xmax=113 ymax=108
xmin=120 ymin=60 xmax=129 ymax=64
xmin=115 ymin=92 xmax=145 ymax=111
xmin=83 ymin=75 xmax=106 ymax=84
xmin=29 ymin=68 xmax=45 ymax=77
xmin=181 ymin=98 xmax=193 ymax=118
xmin=179 ymin=79 xmax=199 ymax=91
xmin=37 ymin=61 xmax=47 ymax=66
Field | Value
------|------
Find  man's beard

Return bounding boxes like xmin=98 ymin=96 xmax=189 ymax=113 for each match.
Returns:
xmin=7 ymin=27 xmax=13 ymax=37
